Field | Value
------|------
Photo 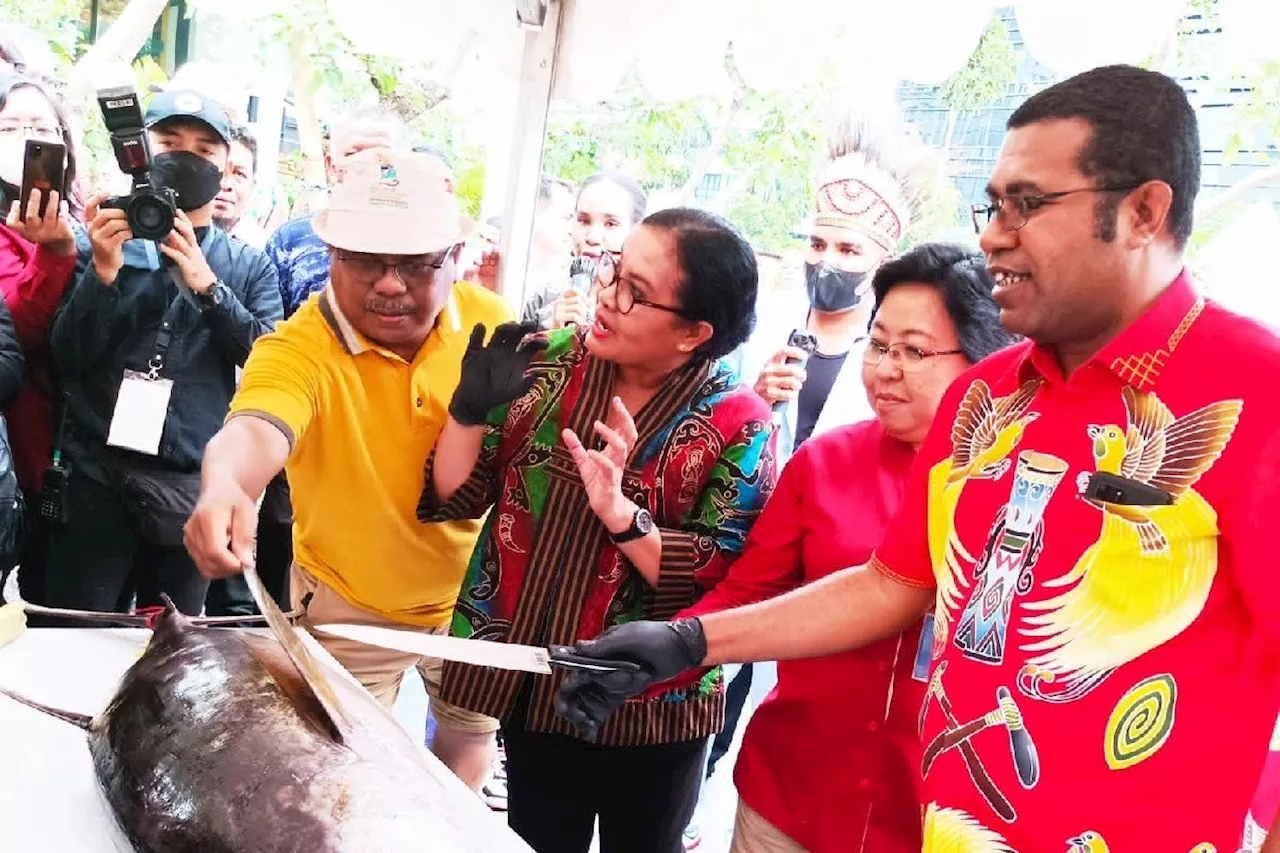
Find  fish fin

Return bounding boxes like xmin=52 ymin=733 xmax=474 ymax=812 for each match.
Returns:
xmin=241 ymin=565 xmax=350 ymax=744
xmin=0 ymin=686 xmax=93 ymax=729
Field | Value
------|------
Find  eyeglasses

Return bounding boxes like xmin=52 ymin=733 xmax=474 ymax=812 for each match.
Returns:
xmin=863 ymin=340 xmax=964 ymax=370
xmin=0 ymin=123 xmax=62 ymax=141
xmin=971 ymin=184 xmax=1142 ymax=233
xmin=335 ymin=247 xmax=455 ymax=286
xmin=594 ymin=251 xmax=689 ymax=317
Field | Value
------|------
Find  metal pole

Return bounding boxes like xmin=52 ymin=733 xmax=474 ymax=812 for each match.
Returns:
xmin=496 ymin=0 xmax=569 ymax=308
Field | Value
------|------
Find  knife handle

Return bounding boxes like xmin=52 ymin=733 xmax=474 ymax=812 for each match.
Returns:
xmin=548 ymin=646 xmax=643 ymax=674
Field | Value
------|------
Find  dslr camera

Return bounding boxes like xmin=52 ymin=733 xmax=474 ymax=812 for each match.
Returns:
xmin=96 ymin=85 xmax=176 ymax=241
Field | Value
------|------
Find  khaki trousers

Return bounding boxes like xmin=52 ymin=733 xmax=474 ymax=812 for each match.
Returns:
xmin=292 ymin=566 xmax=498 ymax=734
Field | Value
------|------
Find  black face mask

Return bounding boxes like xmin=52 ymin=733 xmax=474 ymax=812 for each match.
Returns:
xmin=151 ymin=151 xmax=223 ymax=212
xmin=805 ymin=262 xmax=868 ymax=314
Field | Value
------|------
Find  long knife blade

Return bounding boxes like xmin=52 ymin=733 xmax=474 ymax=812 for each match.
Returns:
xmin=315 ymin=623 xmax=642 ymax=676
xmin=241 ymin=564 xmax=349 ymax=742
xmin=317 ymin=623 xmax=554 ymax=674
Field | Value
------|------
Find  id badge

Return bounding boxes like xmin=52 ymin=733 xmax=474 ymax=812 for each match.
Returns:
xmin=106 ymin=370 xmax=173 ymax=456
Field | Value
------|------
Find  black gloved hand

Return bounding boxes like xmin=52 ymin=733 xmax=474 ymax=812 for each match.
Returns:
xmin=448 ymin=321 xmax=548 ymax=427
xmin=553 ymin=618 xmax=707 ymax=740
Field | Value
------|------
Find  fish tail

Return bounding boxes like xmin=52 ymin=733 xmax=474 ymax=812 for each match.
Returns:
xmin=0 ymin=686 xmax=93 ymax=729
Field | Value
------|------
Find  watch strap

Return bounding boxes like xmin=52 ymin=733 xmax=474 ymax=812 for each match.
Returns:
xmin=610 ymin=508 xmax=650 ymax=544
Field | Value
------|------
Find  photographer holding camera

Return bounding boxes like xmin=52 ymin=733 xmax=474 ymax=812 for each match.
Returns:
xmin=45 ymin=88 xmax=282 ymax=616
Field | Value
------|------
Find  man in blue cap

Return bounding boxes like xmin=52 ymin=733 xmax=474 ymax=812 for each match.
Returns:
xmin=43 ymin=88 xmax=282 ymax=618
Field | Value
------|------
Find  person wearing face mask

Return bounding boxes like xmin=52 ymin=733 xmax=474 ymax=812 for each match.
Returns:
xmin=561 ymin=244 xmax=1015 ymax=853
xmin=519 ymin=171 xmax=647 ymax=331
xmin=0 ymin=74 xmax=85 ymax=608
xmin=743 ymin=116 xmax=931 ymax=464
xmin=45 ymin=89 xmax=282 ymax=617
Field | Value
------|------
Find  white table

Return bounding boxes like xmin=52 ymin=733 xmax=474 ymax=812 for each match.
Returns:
xmin=0 ymin=627 xmax=531 ymax=852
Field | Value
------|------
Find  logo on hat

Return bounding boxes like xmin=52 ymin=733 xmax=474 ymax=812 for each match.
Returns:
xmin=378 ymin=160 xmax=400 ymax=188
xmin=368 ymin=152 xmax=408 ymax=210
xmin=174 ymin=93 xmax=203 ymax=114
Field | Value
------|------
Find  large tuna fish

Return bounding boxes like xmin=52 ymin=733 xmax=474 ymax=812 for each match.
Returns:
xmin=0 ymin=598 xmax=526 ymax=853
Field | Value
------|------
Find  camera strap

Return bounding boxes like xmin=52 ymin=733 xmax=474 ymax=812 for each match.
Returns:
xmin=145 ymin=295 xmax=187 ymax=381
xmin=147 ymin=225 xmax=216 ymax=380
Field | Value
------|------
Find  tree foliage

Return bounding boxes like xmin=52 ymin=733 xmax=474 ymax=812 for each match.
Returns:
xmin=939 ymin=15 xmax=1020 ymax=113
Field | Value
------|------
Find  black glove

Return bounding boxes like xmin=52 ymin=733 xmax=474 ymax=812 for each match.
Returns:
xmin=553 ymin=618 xmax=707 ymax=740
xmin=448 ymin=321 xmax=548 ymax=427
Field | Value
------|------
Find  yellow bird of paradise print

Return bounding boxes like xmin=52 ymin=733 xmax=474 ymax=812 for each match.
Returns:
xmin=1020 ymin=386 xmax=1242 ymax=702
xmin=923 ymin=804 xmax=1016 ymax=853
xmin=928 ymin=379 xmax=1041 ymax=642
xmin=1065 ymin=829 xmax=1215 ymax=853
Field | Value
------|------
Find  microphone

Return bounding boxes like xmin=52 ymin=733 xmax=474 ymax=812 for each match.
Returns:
xmin=569 ymin=255 xmax=595 ymax=295
xmin=561 ymin=255 xmax=597 ymax=329
xmin=772 ymin=329 xmax=818 ymax=418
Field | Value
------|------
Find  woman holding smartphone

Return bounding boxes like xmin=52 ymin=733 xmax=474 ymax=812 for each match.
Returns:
xmin=0 ymin=73 xmax=84 ymax=605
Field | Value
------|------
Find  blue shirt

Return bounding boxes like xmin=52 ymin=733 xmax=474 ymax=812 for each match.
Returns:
xmin=52 ymin=226 xmax=282 ymax=474
xmin=264 ymin=215 xmax=330 ymax=318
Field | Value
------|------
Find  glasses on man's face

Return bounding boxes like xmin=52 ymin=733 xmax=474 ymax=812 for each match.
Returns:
xmin=336 ymin=247 xmax=454 ymax=286
xmin=970 ymin=184 xmax=1142 ymax=234
xmin=863 ymin=340 xmax=964 ymax=371
xmin=594 ymin=251 xmax=688 ymax=317
xmin=0 ymin=123 xmax=61 ymax=142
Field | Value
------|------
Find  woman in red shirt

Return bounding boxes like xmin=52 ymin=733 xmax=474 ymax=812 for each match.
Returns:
xmin=683 ymin=243 xmax=1016 ymax=852
xmin=0 ymin=74 xmax=84 ymax=604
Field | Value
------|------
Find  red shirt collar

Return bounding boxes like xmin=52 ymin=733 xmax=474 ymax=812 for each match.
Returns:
xmin=1019 ymin=268 xmax=1204 ymax=391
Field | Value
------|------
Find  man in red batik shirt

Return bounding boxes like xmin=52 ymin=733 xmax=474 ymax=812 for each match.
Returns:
xmin=559 ymin=64 xmax=1280 ymax=852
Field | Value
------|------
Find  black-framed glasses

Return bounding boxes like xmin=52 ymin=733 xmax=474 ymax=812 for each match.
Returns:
xmin=335 ymin=246 xmax=456 ymax=286
xmin=594 ymin=251 xmax=689 ymax=317
xmin=971 ymin=184 xmax=1142 ymax=234
xmin=863 ymin=340 xmax=964 ymax=371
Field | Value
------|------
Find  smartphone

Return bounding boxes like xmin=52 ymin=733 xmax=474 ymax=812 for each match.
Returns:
xmin=20 ymin=138 xmax=66 ymax=222
xmin=1082 ymin=471 xmax=1173 ymax=506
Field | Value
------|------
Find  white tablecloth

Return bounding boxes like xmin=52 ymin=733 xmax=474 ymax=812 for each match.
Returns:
xmin=0 ymin=627 xmax=530 ymax=852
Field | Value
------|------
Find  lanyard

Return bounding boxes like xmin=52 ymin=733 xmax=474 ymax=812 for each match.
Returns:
xmin=146 ymin=226 xmax=218 ymax=380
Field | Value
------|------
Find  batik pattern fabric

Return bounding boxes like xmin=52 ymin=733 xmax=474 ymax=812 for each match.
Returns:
xmin=872 ymin=271 xmax=1280 ymax=851
xmin=418 ymin=327 xmax=777 ymax=746
xmin=263 ymin=215 xmax=330 ymax=318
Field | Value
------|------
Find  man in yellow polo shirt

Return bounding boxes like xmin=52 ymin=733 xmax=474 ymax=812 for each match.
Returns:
xmin=183 ymin=148 xmax=513 ymax=792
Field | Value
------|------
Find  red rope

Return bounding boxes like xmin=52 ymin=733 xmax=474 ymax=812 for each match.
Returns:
xmin=134 ymin=605 xmax=166 ymax=630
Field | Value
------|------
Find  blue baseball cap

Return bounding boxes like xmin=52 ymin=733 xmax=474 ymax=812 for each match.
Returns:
xmin=144 ymin=89 xmax=231 ymax=145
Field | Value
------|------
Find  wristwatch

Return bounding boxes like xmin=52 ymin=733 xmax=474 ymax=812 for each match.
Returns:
xmin=609 ymin=507 xmax=654 ymax=544
xmin=198 ymin=280 xmax=230 ymax=312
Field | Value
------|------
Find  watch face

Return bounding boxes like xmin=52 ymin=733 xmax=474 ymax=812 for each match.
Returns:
xmin=634 ymin=508 xmax=654 ymax=534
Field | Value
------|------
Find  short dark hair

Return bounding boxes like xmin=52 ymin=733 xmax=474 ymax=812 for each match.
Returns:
xmin=643 ymin=208 xmax=757 ymax=361
xmin=0 ymin=76 xmax=83 ymax=220
xmin=870 ymin=242 xmax=1016 ymax=364
xmin=579 ymin=171 xmax=647 ymax=227
xmin=229 ymin=123 xmax=258 ymax=177
xmin=539 ymin=174 xmax=572 ymax=207
xmin=1008 ymin=64 xmax=1200 ymax=248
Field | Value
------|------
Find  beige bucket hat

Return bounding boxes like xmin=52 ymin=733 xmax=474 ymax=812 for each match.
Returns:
xmin=314 ymin=149 xmax=462 ymax=255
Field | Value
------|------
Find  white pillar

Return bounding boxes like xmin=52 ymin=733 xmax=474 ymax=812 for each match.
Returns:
xmin=496 ymin=0 xmax=570 ymax=308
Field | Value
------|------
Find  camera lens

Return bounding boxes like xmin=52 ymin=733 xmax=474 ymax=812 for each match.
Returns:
xmin=127 ymin=192 xmax=174 ymax=241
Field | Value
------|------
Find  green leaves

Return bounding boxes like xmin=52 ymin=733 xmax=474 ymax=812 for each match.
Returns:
xmin=939 ymin=14 xmax=1020 ymax=114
